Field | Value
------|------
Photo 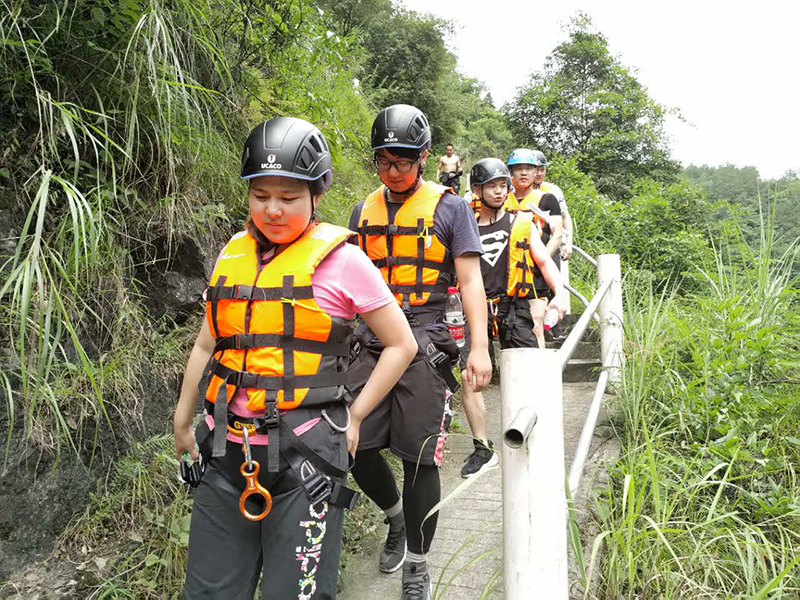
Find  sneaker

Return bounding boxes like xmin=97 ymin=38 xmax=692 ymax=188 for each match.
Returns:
xmin=461 ymin=439 xmax=499 ymax=478
xmin=378 ymin=513 xmax=406 ymax=573
xmin=402 ymin=561 xmax=432 ymax=600
xmin=549 ymin=322 xmax=567 ymax=341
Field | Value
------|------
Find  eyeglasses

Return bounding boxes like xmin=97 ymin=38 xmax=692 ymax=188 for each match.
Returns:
xmin=374 ymin=157 xmax=418 ymax=173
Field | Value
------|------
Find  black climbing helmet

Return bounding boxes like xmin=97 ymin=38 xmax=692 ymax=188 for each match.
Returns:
xmin=241 ymin=117 xmax=333 ymax=189
xmin=470 ymin=158 xmax=512 ymax=189
xmin=371 ymin=104 xmax=432 ymax=152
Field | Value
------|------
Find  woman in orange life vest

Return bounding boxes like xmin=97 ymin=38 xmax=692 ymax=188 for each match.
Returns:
xmin=458 ymin=158 xmax=568 ymax=478
xmin=173 ymin=117 xmax=417 ymax=599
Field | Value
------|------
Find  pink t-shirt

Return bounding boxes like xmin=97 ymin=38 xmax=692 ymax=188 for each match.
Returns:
xmin=204 ymin=242 xmax=394 ymax=444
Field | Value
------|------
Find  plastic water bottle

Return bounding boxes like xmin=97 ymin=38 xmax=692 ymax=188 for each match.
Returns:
xmin=445 ymin=287 xmax=466 ymax=348
xmin=543 ymin=308 xmax=559 ymax=331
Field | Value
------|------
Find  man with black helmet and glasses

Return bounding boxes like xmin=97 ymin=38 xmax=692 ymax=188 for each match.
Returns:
xmin=348 ymin=104 xmax=492 ymax=600
xmin=458 ymin=158 xmax=567 ymax=478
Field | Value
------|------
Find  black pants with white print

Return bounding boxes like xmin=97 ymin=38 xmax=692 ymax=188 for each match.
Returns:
xmin=185 ymin=412 xmax=347 ymax=599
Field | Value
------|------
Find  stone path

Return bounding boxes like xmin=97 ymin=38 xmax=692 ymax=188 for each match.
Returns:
xmin=339 ymin=380 xmax=613 ymax=600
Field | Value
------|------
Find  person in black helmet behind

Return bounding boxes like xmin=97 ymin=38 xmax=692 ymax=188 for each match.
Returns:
xmin=457 ymin=158 xmax=568 ymax=478
xmin=348 ymin=104 xmax=492 ymax=600
xmin=174 ymin=116 xmax=417 ymax=599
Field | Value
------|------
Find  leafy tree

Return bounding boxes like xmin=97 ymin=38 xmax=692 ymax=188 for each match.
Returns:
xmin=504 ymin=13 xmax=680 ymax=199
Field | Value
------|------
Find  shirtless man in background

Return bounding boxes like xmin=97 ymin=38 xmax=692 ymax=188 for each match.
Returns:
xmin=436 ymin=144 xmax=462 ymax=194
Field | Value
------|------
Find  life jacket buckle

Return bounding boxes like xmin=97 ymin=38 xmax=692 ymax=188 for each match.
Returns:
xmin=386 ymin=224 xmax=398 ymax=235
xmin=263 ymin=401 xmax=280 ymax=428
xmin=236 ymin=285 xmax=250 ymax=300
xmin=299 ymin=460 xmax=332 ymax=506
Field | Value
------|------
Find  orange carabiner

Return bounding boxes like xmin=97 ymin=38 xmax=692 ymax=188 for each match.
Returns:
xmin=239 ymin=459 xmax=273 ymax=521
xmin=238 ymin=428 xmax=272 ymax=521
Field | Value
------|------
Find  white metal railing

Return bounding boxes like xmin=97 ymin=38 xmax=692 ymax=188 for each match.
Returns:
xmin=499 ymin=252 xmax=623 ymax=599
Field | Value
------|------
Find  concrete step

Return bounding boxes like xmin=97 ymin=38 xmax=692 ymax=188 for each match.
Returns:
xmin=563 ymin=358 xmax=601 ymax=383
xmin=546 ymin=340 xmax=599 ymax=360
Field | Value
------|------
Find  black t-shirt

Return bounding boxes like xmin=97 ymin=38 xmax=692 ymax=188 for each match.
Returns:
xmin=478 ymin=212 xmax=512 ymax=299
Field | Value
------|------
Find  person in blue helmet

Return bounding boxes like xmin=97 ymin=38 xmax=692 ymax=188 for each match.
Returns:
xmin=504 ymin=148 xmax=566 ymax=347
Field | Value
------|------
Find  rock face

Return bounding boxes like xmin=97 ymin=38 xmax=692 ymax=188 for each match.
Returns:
xmin=0 ymin=225 xmax=222 ymax=582
xmin=134 ymin=233 xmax=212 ymax=323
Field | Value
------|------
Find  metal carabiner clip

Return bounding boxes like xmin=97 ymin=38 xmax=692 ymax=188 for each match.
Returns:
xmin=238 ymin=427 xmax=273 ymax=521
xmin=488 ymin=298 xmax=500 ymax=338
xmin=321 ymin=405 xmax=351 ymax=433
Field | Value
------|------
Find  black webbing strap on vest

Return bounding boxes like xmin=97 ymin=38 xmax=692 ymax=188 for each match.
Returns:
xmin=414 ymin=217 xmax=426 ymax=302
xmin=213 ymin=334 xmax=349 ymax=356
xmin=205 ymin=284 xmax=315 ymax=302
xmin=205 ymin=360 xmax=348 ymax=460
xmin=513 ymin=237 xmax=535 ymax=298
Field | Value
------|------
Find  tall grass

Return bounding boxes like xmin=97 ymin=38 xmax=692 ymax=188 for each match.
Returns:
xmin=0 ymin=0 xmax=374 ymax=457
xmin=593 ymin=206 xmax=800 ymax=598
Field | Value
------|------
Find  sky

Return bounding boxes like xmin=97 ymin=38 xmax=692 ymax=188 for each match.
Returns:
xmin=399 ymin=0 xmax=799 ymax=179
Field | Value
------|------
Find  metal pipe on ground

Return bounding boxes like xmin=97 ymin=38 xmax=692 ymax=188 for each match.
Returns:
xmin=500 ymin=348 xmax=568 ymax=598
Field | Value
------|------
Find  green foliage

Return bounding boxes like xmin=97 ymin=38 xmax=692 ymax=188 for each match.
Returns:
xmin=65 ymin=434 xmax=191 ymax=598
xmin=504 ymin=13 xmax=680 ymax=199
xmin=685 ymin=164 xmax=800 ymax=276
xmin=0 ymin=0 xmax=375 ymax=453
xmin=595 ymin=218 xmax=800 ymax=597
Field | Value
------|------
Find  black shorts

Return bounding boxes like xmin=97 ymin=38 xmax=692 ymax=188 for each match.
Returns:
xmin=459 ymin=297 xmax=539 ymax=370
xmin=186 ymin=406 xmax=348 ymax=599
xmin=348 ymin=344 xmax=453 ymax=468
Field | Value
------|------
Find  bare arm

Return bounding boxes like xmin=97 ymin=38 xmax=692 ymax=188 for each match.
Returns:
xmin=436 ymin=157 xmax=444 ymax=180
xmin=454 ymin=254 xmax=492 ymax=391
xmin=560 ymin=211 xmax=573 ymax=260
xmin=347 ymin=301 xmax=417 ymax=455
xmin=174 ymin=319 xmax=216 ymax=459
xmin=530 ymin=228 xmax=568 ymax=317
xmin=546 ymin=214 xmax=562 ymax=258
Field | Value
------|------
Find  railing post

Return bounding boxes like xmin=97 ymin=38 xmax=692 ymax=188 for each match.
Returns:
xmin=561 ymin=258 xmax=571 ymax=315
xmin=500 ymin=348 xmax=568 ymax=599
xmin=597 ymin=254 xmax=623 ymax=381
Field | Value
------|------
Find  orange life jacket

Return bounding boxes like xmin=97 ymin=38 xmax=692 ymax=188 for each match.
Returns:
xmin=467 ymin=191 xmax=482 ymax=216
xmin=356 ymin=181 xmax=452 ymax=309
xmin=202 ymin=224 xmax=354 ymax=416
xmin=506 ymin=211 xmax=539 ymax=299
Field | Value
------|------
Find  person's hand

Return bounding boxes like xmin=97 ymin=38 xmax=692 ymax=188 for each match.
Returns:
xmin=561 ymin=242 xmax=573 ymax=261
xmin=174 ymin=423 xmax=198 ymax=461
xmin=466 ymin=346 xmax=492 ymax=392
xmin=547 ymin=292 xmax=569 ymax=320
xmin=345 ymin=418 xmax=361 ymax=458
